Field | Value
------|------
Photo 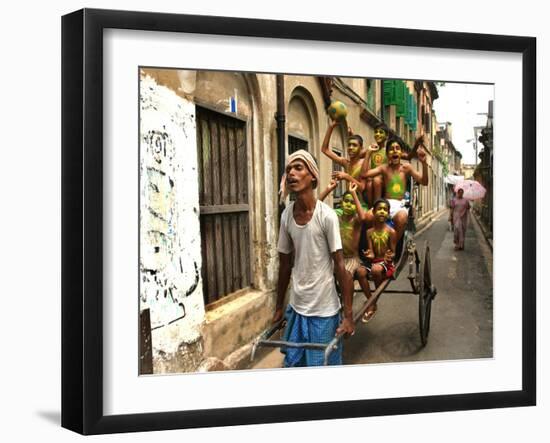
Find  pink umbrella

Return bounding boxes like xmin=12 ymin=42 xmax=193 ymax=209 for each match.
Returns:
xmin=454 ymin=180 xmax=486 ymax=200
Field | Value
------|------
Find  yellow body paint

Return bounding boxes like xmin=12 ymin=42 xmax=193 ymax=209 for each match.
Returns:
xmin=370 ymin=229 xmax=390 ymax=257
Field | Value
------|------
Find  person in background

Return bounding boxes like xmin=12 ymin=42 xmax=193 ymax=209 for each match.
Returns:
xmin=449 ymin=187 xmax=470 ymax=250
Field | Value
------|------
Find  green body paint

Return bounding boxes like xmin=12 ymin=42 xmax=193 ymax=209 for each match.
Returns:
xmin=386 ymin=173 xmax=405 ymax=199
xmin=370 ymin=149 xmax=387 ymax=169
xmin=339 ymin=217 xmax=356 ymax=257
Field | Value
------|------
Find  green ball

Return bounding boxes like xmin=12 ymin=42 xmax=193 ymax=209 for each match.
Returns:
xmin=328 ymin=100 xmax=348 ymax=121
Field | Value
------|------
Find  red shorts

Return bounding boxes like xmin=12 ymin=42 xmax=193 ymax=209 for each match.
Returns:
xmin=366 ymin=258 xmax=395 ymax=278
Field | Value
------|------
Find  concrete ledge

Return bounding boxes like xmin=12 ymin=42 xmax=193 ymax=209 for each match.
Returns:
xmin=201 ymin=289 xmax=275 ymax=361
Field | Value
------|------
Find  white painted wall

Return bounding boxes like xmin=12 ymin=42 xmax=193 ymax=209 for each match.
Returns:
xmin=139 ymin=75 xmax=205 ymax=355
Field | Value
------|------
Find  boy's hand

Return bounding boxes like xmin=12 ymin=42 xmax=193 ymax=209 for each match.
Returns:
xmin=332 ymin=171 xmax=349 ymax=181
xmin=349 ymin=182 xmax=358 ymax=194
xmin=414 ymin=135 xmax=425 ymax=148
xmin=363 ymin=249 xmax=374 ymax=259
xmin=330 ymin=120 xmax=340 ymax=129
xmin=368 ymin=143 xmax=379 ymax=152
xmin=347 ymin=125 xmax=353 ymax=136
xmin=384 ymin=249 xmax=394 ymax=264
xmin=417 ymin=147 xmax=427 ymax=163
xmin=329 ymin=178 xmax=338 ymax=189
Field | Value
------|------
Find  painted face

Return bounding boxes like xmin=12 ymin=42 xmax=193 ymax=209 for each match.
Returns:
xmin=286 ymin=159 xmax=313 ymax=192
xmin=347 ymin=139 xmax=361 ymax=157
xmin=374 ymin=128 xmax=387 ymax=144
xmin=388 ymin=142 xmax=402 ymax=164
xmin=341 ymin=194 xmax=357 ymax=216
xmin=374 ymin=203 xmax=389 ymax=222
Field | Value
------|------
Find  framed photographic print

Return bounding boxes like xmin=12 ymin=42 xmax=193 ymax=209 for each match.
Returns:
xmin=62 ymin=8 xmax=536 ymax=435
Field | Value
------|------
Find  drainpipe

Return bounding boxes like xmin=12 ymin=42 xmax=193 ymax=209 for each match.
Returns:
xmin=276 ymin=74 xmax=286 ymax=219
xmin=380 ymin=79 xmax=385 ymax=122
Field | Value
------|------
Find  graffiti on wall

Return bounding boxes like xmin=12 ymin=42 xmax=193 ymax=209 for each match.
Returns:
xmin=140 ymin=74 xmax=205 ymax=348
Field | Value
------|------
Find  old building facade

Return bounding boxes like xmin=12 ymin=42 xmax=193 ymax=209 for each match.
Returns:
xmin=474 ymin=100 xmax=494 ymax=235
xmin=139 ymin=68 xmax=446 ymax=373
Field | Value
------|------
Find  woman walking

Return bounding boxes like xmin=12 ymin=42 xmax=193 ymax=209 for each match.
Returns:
xmin=449 ymin=188 xmax=470 ymax=250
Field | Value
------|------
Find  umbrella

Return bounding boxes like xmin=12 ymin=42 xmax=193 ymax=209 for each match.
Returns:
xmin=454 ymin=180 xmax=486 ymax=201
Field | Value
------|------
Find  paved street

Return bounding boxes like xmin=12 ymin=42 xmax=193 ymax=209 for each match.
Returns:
xmin=344 ymin=211 xmax=493 ymax=364
xmin=251 ymin=211 xmax=493 ymax=369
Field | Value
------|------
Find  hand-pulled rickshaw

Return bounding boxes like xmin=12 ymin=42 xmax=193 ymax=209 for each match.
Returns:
xmin=251 ymin=180 xmax=438 ymax=366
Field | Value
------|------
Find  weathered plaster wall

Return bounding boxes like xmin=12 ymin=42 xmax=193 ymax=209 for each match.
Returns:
xmin=139 ymin=73 xmax=205 ymax=373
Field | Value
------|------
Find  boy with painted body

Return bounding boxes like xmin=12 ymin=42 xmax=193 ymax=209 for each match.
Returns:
xmin=319 ymin=182 xmax=372 ymax=306
xmin=361 ymin=138 xmax=428 ymax=241
xmin=362 ymin=198 xmax=398 ymax=321
xmin=364 ymin=124 xmax=389 ymax=204
xmin=321 ymin=120 xmax=367 ymax=200
xmin=363 ymin=125 xmax=425 ymax=204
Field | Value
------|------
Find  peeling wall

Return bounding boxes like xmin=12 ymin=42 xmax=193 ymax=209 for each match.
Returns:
xmin=139 ymin=73 xmax=205 ymax=372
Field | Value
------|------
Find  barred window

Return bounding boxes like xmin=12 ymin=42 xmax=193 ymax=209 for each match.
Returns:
xmin=288 ymin=134 xmax=308 ymax=154
xmin=196 ymin=107 xmax=251 ymax=305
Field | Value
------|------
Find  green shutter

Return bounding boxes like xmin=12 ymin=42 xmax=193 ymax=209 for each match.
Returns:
xmin=395 ymin=82 xmax=406 ymax=117
xmin=411 ymin=97 xmax=418 ymax=131
xmin=383 ymin=80 xmax=395 ymax=104
xmin=406 ymin=93 xmax=414 ymax=127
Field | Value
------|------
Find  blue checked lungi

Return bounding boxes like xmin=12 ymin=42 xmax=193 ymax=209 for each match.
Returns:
xmin=281 ymin=305 xmax=343 ymax=367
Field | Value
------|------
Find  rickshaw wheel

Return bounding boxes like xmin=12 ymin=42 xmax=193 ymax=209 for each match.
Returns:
xmin=418 ymin=241 xmax=433 ymax=347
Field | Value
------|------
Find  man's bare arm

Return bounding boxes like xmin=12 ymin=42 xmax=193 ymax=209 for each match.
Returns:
xmin=273 ymin=252 xmax=292 ymax=324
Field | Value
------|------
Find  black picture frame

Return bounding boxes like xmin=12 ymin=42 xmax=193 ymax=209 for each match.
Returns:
xmin=62 ymin=8 xmax=536 ymax=435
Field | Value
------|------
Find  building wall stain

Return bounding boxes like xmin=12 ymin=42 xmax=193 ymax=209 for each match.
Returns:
xmin=140 ymin=73 xmax=205 ymax=371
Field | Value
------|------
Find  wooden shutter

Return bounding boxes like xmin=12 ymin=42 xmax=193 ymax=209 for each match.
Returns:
xmin=196 ymin=107 xmax=251 ymax=305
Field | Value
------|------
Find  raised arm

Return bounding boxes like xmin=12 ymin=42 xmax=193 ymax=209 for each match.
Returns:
xmin=321 ymin=121 xmax=348 ymax=167
xmin=272 ymin=252 xmax=292 ymax=324
xmin=319 ymin=179 xmax=338 ymax=202
xmin=407 ymin=147 xmax=429 ymax=186
xmin=349 ymin=183 xmax=367 ymax=222
xmin=402 ymin=135 xmax=425 ymax=161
